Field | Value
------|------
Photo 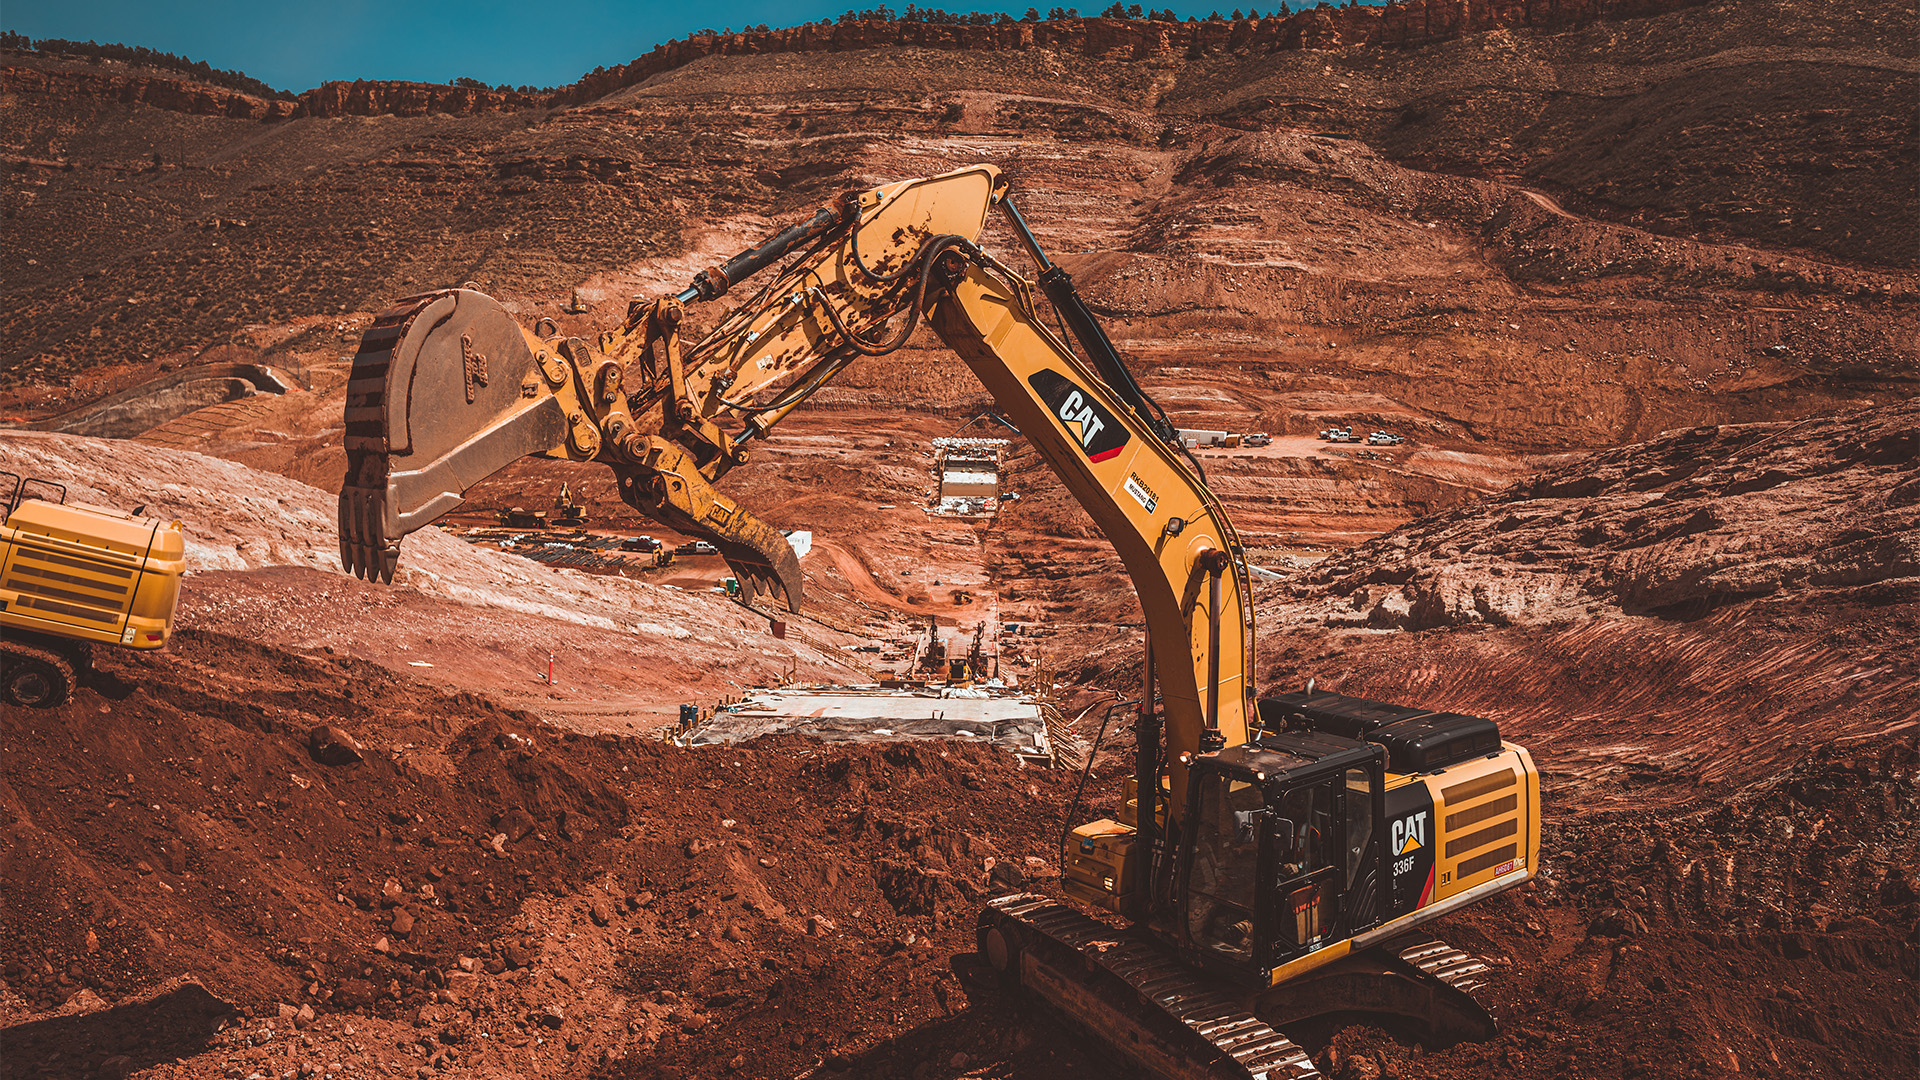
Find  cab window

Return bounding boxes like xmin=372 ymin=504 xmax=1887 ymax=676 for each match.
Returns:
xmin=1274 ymin=781 xmax=1336 ymax=879
xmin=1186 ymin=773 xmax=1263 ymax=959
xmin=1344 ymin=768 xmax=1373 ymax=888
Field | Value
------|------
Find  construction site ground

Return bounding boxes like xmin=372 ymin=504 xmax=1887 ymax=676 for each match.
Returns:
xmin=3 ymin=403 xmax=1913 ymax=1080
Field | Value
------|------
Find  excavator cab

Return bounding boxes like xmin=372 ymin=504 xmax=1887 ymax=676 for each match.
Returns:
xmin=1179 ymin=738 xmax=1387 ymax=986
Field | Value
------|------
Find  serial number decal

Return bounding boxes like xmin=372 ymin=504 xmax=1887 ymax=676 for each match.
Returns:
xmin=1123 ymin=472 xmax=1158 ymax=514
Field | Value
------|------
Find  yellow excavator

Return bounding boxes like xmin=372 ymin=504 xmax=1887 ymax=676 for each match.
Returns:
xmin=1 ymin=473 xmax=185 ymax=707
xmin=335 ymin=165 xmax=1539 ymax=1078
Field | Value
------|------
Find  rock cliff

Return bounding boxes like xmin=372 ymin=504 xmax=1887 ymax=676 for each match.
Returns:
xmin=551 ymin=0 xmax=1711 ymax=107
xmin=295 ymin=80 xmax=548 ymax=118
xmin=0 ymin=61 xmax=295 ymax=120
xmin=4 ymin=0 xmax=1714 ymax=122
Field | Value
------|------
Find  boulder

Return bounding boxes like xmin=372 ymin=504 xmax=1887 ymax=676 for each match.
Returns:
xmin=308 ymin=726 xmax=364 ymax=766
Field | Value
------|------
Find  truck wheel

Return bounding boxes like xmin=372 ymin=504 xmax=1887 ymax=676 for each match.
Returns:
xmin=2 ymin=645 xmax=74 ymax=708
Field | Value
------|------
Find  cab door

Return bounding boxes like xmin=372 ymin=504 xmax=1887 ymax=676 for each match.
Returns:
xmin=1263 ymin=775 xmax=1344 ymax=963
xmin=1184 ymin=769 xmax=1267 ymax=965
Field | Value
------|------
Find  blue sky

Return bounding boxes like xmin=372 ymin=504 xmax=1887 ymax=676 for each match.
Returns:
xmin=3 ymin=0 xmax=1361 ymax=92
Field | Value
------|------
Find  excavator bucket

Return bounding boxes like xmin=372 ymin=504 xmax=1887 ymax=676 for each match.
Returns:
xmin=337 ymin=288 xmax=806 ymax=607
xmin=339 ymin=289 xmax=569 ymax=582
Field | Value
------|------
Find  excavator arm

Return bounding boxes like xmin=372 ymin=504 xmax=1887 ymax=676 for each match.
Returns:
xmin=339 ymin=166 xmax=1004 ymax=609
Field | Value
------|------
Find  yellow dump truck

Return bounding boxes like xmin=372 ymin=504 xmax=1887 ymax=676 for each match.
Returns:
xmin=1 ymin=473 xmax=185 ymax=707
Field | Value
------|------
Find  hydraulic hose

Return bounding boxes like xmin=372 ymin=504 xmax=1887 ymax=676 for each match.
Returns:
xmin=815 ymin=234 xmax=972 ymax=357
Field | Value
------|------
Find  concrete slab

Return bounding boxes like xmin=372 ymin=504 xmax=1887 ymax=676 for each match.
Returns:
xmin=679 ymin=685 xmax=1055 ymax=763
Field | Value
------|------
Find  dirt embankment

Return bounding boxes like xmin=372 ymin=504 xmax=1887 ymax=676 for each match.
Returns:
xmin=1405 ymin=733 xmax=1917 ymax=1080
xmin=0 ymin=431 xmax=868 ymax=727
xmin=0 ymin=629 xmax=1083 ymax=1080
xmin=2 ymin=635 xmax=1911 ymax=1080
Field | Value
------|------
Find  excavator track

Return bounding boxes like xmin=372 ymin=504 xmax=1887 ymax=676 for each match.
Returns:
xmin=981 ymin=895 xmax=1322 ymax=1080
xmin=1392 ymin=938 xmax=1492 ymax=998
xmin=981 ymin=896 xmax=1507 ymax=1079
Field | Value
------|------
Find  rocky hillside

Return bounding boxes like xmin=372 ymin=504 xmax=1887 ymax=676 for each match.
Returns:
xmin=1240 ymin=398 xmax=1919 ymax=806
xmin=1 ymin=0 xmax=1911 ymax=400
xmin=1295 ymin=397 xmax=1919 ymax=627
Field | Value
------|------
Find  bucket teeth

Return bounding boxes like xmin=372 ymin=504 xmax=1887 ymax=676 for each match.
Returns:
xmin=339 ymin=462 xmax=400 ymax=582
xmin=717 ymin=538 xmax=802 ymax=614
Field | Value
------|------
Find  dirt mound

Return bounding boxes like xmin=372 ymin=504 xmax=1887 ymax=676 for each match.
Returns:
xmin=0 ymin=430 xmax=867 ymax=725
xmin=1399 ymin=732 xmax=1918 ymax=1080
xmin=0 ymin=629 xmax=1079 ymax=1080
xmin=4 ymin=623 xmax=1911 ymax=1080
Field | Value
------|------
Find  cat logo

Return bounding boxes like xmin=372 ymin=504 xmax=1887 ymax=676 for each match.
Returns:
xmin=459 ymin=333 xmax=489 ymax=404
xmin=1028 ymin=370 xmax=1130 ymax=463
xmin=1391 ymin=810 xmax=1429 ymax=854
